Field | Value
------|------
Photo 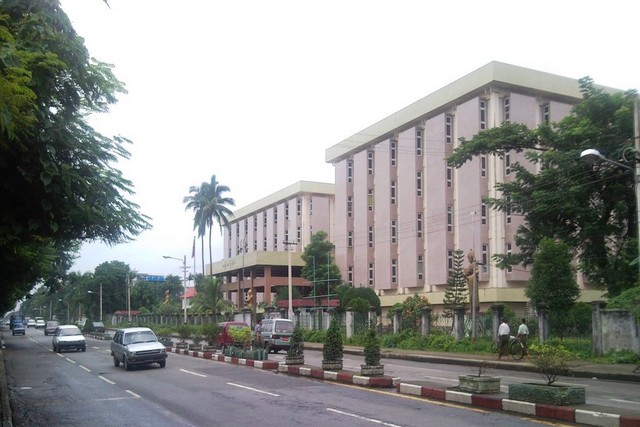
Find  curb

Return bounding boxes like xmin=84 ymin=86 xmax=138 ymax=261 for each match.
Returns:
xmin=0 ymin=346 xmax=14 ymax=427
xmin=396 ymin=382 xmax=640 ymax=427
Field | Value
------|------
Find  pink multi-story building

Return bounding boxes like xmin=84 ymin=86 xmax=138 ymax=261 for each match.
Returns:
xmin=325 ymin=61 xmax=604 ymax=312
xmin=212 ymin=181 xmax=334 ymax=308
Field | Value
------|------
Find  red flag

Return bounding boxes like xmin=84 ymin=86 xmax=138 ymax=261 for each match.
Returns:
xmin=191 ymin=236 xmax=196 ymax=258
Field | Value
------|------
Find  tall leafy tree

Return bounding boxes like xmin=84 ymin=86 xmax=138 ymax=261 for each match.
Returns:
xmin=184 ymin=186 xmax=208 ymax=276
xmin=191 ymin=276 xmax=233 ymax=320
xmin=446 ymin=78 xmax=638 ymax=297
xmin=301 ymin=231 xmax=342 ymax=300
xmin=443 ymin=249 xmax=469 ymax=319
xmin=0 ymin=1 xmax=150 ymax=312
xmin=526 ymin=238 xmax=580 ymax=336
xmin=184 ymin=174 xmax=234 ymax=276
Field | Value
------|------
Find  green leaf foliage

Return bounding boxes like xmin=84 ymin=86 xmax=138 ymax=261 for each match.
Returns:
xmin=529 ymin=343 xmax=574 ymax=385
xmin=287 ymin=324 xmax=305 ymax=358
xmin=443 ymin=249 xmax=469 ymax=318
xmin=446 ymin=78 xmax=638 ymax=297
xmin=0 ymin=0 xmax=151 ymax=312
xmin=607 ymin=286 xmax=640 ymax=323
xmin=363 ymin=328 xmax=381 ymax=366
xmin=323 ymin=317 xmax=343 ymax=361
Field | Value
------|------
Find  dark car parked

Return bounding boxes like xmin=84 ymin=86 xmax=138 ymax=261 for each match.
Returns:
xmin=92 ymin=321 xmax=106 ymax=333
xmin=44 ymin=320 xmax=59 ymax=336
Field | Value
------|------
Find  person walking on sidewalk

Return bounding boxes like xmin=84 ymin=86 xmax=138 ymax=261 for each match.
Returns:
xmin=498 ymin=318 xmax=510 ymax=360
xmin=517 ymin=318 xmax=529 ymax=356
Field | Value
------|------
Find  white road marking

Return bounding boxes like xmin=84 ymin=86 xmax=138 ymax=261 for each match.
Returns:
xmin=180 ymin=368 xmax=206 ymax=378
xmin=98 ymin=375 xmax=116 ymax=385
xmin=327 ymin=408 xmax=403 ymax=427
xmin=92 ymin=346 xmax=100 ymax=350
xmin=79 ymin=365 xmax=91 ymax=372
xmin=65 ymin=358 xmax=77 ymax=364
xmin=20 ymin=387 xmax=32 ymax=390
xmin=226 ymin=382 xmax=280 ymax=396
xmin=610 ymin=398 xmax=639 ymax=404
xmin=126 ymin=390 xmax=141 ymax=398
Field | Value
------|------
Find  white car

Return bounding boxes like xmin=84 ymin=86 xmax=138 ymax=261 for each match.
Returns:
xmin=35 ymin=319 xmax=46 ymax=329
xmin=26 ymin=319 xmax=36 ymax=328
xmin=52 ymin=325 xmax=86 ymax=353
xmin=111 ymin=327 xmax=167 ymax=370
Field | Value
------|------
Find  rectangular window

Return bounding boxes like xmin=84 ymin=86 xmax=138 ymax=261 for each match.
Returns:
xmin=367 ymin=189 xmax=374 ymax=211
xmin=391 ymin=259 xmax=397 ymax=283
xmin=348 ymin=266 xmax=353 ymax=285
xmin=481 ymin=155 xmax=487 ymax=178
xmin=416 ymin=128 xmax=423 ymax=155
xmin=296 ymin=226 xmax=301 ymax=243
xmin=506 ymin=196 xmax=512 ymax=224
xmin=285 ymin=230 xmax=289 ymax=244
xmin=503 ymin=97 xmax=510 ymax=122
xmin=347 ymin=160 xmax=353 ymax=183
xmin=505 ymin=151 xmax=511 ymax=175
xmin=368 ymin=263 xmax=374 ymax=286
xmin=347 ymin=231 xmax=353 ymax=248
xmin=274 ymin=208 xmax=278 ymax=224
xmin=416 ymin=171 xmax=423 ymax=196
xmin=263 ymin=237 xmax=267 ymax=251
xmin=367 ymin=151 xmax=374 ymax=175
xmin=347 ymin=196 xmax=353 ymax=217
xmin=447 ymin=250 xmax=453 ymax=270
xmin=417 ymin=255 xmax=424 ymax=280
xmin=391 ymin=220 xmax=397 ymax=244
xmin=273 ymin=236 xmax=277 ymax=251
xmin=368 ymin=226 xmax=374 ymax=248
xmin=390 ymin=140 xmax=397 ymax=166
xmin=481 ymin=203 xmax=487 ymax=225
xmin=481 ymin=244 xmax=489 ymax=273
xmin=253 ymin=215 xmax=257 ymax=232
xmin=390 ymin=181 xmax=396 ymax=204
xmin=479 ymin=99 xmax=487 ymax=130
xmin=542 ymin=103 xmax=550 ymax=124
xmin=506 ymin=243 xmax=512 ymax=272
xmin=263 ymin=213 xmax=267 ymax=228
xmin=235 ymin=224 xmax=240 ymax=238
xmin=445 ymin=115 xmax=453 ymax=143
xmin=285 ymin=203 xmax=289 ymax=220
xmin=447 ymin=205 xmax=453 ymax=232
xmin=253 ymin=240 xmax=257 ymax=251
xmin=297 ymin=198 xmax=301 ymax=216
xmin=310 ymin=199 xmax=313 ymax=216
xmin=417 ymin=213 xmax=423 ymax=238
xmin=446 ymin=167 xmax=452 ymax=187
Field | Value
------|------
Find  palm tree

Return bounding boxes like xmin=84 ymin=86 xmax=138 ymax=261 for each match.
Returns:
xmin=184 ymin=174 xmax=234 ymax=276
xmin=184 ymin=186 xmax=208 ymax=276
xmin=191 ymin=276 xmax=233 ymax=321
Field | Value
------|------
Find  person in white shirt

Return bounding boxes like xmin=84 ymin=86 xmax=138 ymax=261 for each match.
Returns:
xmin=517 ymin=318 xmax=530 ymax=355
xmin=498 ymin=318 xmax=510 ymax=359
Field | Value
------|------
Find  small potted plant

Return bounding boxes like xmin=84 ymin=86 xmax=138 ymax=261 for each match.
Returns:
xmin=284 ymin=324 xmax=305 ymax=365
xmin=200 ymin=322 xmax=219 ymax=351
xmin=360 ymin=327 xmax=384 ymax=376
xmin=322 ymin=317 xmax=343 ymax=371
xmin=175 ymin=324 xmax=191 ymax=349
xmin=155 ymin=327 xmax=174 ymax=347
xmin=189 ymin=330 xmax=203 ymax=351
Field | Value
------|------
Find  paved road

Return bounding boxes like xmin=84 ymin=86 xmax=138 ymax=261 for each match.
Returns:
xmin=2 ymin=328 xmax=568 ymax=427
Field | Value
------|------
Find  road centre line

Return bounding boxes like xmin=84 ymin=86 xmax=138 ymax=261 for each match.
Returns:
xmin=327 ymin=408 xmax=403 ymax=427
xmin=65 ymin=358 xmax=77 ymax=364
xmin=79 ymin=365 xmax=91 ymax=372
xmin=126 ymin=390 xmax=141 ymax=398
xmin=98 ymin=375 xmax=116 ymax=385
xmin=180 ymin=368 xmax=206 ymax=378
xmin=226 ymin=382 xmax=280 ymax=396
xmin=610 ymin=398 xmax=640 ymax=404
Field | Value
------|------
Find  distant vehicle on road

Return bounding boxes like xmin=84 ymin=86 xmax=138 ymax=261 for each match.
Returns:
xmin=44 ymin=320 xmax=59 ymax=336
xmin=111 ymin=327 xmax=167 ymax=371
xmin=259 ymin=318 xmax=294 ymax=353
xmin=217 ymin=321 xmax=250 ymax=351
xmin=26 ymin=319 xmax=37 ymax=328
xmin=12 ymin=321 xmax=25 ymax=336
xmin=92 ymin=321 xmax=106 ymax=333
xmin=35 ymin=318 xmax=46 ymax=329
xmin=52 ymin=325 xmax=86 ymax=353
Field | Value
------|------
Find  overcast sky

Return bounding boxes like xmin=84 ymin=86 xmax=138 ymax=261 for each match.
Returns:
xmin=61 ymin=0 xmax=639 ymax=279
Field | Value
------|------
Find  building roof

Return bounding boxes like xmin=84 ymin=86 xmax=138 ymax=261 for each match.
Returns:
xmin=178 ymin=287 xmax=197 ymax=299
xmin=210 ymin=250 xmax=305 ymax=276
xmin=325 ymin=61 xmax=618 ymax=164
xmin=231 ymin=180 xmax=334 ymax=221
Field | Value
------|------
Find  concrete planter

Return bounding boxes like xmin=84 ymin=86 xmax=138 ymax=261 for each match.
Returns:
xmin=284 ymin=355 xmax=304 ymax=365
xmin=508 ymin=383 xmax=586 ymax=406
xmin=360 ymin=365 xmax=385 ymax=377
xmin=458 ymin=375 xmax=501 ymax=394
xmin=322 ymin=360 xmax=343 ymax=371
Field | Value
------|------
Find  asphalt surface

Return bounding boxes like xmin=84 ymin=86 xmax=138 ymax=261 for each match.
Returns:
xmin=2 ymin=332 xmax=640 ymax=426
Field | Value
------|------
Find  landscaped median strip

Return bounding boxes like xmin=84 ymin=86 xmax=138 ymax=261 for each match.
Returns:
xmin=397 ymin=382 xmax=640 ymax=427
xmin=167 ymin=347 xmax=639 ymax=427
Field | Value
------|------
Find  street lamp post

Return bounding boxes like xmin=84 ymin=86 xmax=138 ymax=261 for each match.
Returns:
xmin=581 ymin=148 xmax=640 ymax=279
xmin=87 ymin=282 xmax=103 ymax=321
xmin=163 ymin=255 xmax=188 ymax=324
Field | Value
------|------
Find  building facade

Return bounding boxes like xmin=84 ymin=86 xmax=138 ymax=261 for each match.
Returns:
xmin=325 ymin=61 xmax=605 ymax=313
xmin=211 ymin=181 xmax=335 ymax=308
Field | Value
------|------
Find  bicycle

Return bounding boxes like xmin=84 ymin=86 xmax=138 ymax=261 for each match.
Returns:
xmin=491 ymin=335 xmax=524 ymax=360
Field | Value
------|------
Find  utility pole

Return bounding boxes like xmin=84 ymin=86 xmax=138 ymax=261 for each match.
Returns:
xmin=471 ymin=211 xmax=477 ymax=342
xmin=284 ymin=241 xmax=297 ymax=320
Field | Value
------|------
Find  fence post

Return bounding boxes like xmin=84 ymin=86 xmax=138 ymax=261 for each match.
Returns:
xmin=393 ymin=308 xmax=402 ymax=334
xmin=491 ymin=304 xmax=504 ymax=342
xmin=591 ymin=300 xmax=606 ymax=356
xmin=346 ymin=309 xmax=354 ymax=339
xmin=421 ymin=306 xmax=431 ymax=337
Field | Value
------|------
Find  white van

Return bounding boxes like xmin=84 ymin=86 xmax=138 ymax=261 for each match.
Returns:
xmin=259 ymin=318 xmax=294 ymax=353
